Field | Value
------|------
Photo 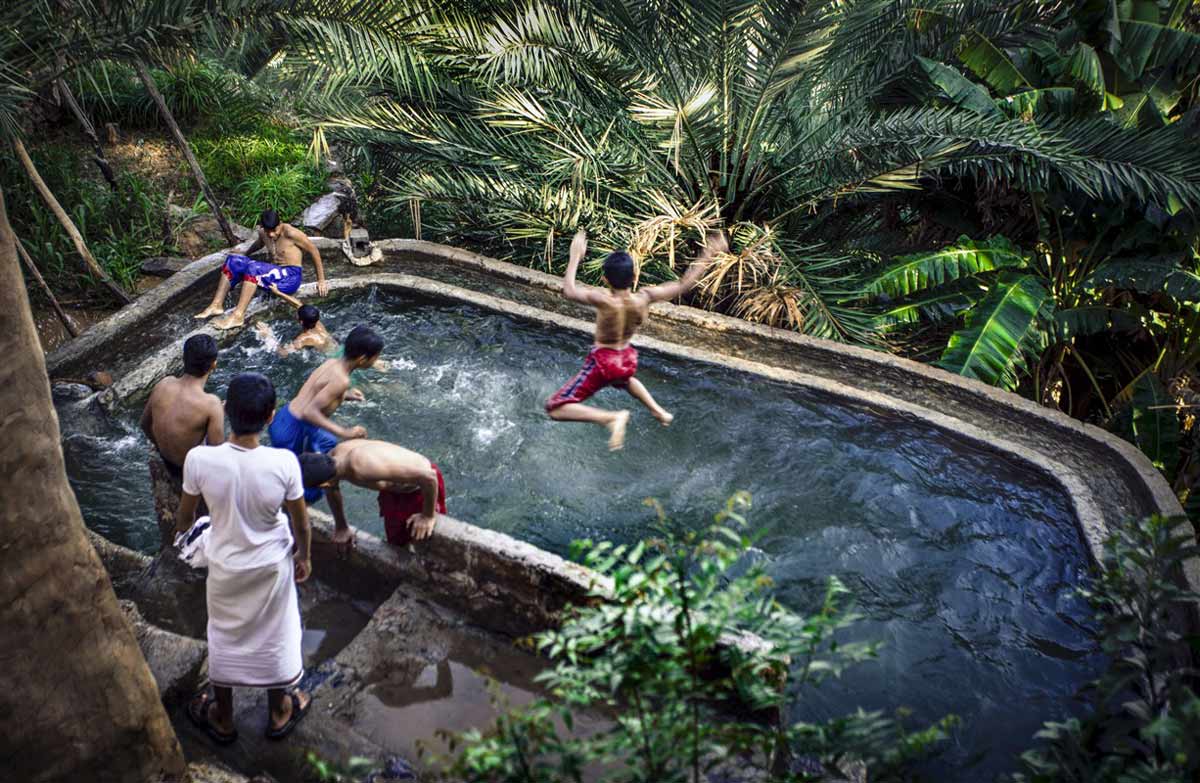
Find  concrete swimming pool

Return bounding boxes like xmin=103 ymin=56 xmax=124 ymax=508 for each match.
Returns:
xmin=60 ymin=275 xmax=1123 ymax=779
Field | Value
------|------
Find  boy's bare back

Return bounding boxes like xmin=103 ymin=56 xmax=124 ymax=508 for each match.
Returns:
xmin=144 ymin=377 xmax=223 ymax=466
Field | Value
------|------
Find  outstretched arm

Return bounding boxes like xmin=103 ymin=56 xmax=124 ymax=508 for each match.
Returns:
xmin=324 ymin=482 xmax=355 ymax=556
xmin=643 ymin=230 xmax=728 ymax=304
xmin=561 ymin=229 xmax=604 ymax=305
xmin=294 ymin=227 xmax=328 ymax=296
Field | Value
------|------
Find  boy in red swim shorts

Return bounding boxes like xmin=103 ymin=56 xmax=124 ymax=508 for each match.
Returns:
xmin=299 ymin=440 xmax=444 ymax=547
xmin=546 ymin=228 xmax=726 ymax=450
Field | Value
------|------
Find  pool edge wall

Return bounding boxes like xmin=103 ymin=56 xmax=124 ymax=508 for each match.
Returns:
xmin=47 ymin=238 xmax=1199 ymax=630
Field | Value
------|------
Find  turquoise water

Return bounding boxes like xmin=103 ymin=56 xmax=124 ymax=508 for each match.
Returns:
xmin=60 ymin=290 xmax=1102 ymax=779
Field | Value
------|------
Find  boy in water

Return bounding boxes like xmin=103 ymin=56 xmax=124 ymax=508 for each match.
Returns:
xmin=268 ymin=325 xmax=383 ymax=552
xmin=195 ymin=209 xmax=329 ymax=330
xmin=254 ymin=304 xmax=336 ymax=356
xmin=299 ymin=439 xmax=445 ymax=546
xmin=546 ymin=228 xmax=726 ymax=450
xmin=177 ymin=372 xmax=312 ymax=744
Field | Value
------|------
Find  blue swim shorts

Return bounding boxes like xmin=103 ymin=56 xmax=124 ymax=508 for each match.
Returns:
xmin=222 ymin=254 xmax=302 ymax=295
xmin=268 ymin=403 xmax=338 ymax=503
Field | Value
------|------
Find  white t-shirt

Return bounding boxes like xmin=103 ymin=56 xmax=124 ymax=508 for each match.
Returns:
xmin=182 ymin=442 xmax=303 ymax=571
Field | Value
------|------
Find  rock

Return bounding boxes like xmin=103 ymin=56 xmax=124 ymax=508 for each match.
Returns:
xmin=51 ymin=382 xmax=94 ymax=402
xmin=301 ymin=192 xmax=345 ymax=232
xmin=119 ymin=600 xmax=208 ymax=706
xmin=141 ymin=256 xmax=192 ymax=277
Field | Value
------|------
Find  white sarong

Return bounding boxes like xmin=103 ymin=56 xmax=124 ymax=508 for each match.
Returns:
xmin=206 ymin=555 xmax=303 ymax=689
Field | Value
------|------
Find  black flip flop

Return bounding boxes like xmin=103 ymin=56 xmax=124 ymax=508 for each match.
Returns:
xmin=265 ymin=690 xmax=311 ymax=740
xmin=187 ymin=690 xmax=238 ymax=746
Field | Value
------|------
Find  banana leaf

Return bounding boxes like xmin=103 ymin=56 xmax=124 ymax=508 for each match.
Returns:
xmin=1119 ymin=20 xmax=1200 ymax=80
xmin=861 ymin=235 xmax=1026 ymax=299
xmin=914 ymin=57 xmax=1001 ymax=118
xmin=1084 ymin=256 xmax=1200 ymax=301
xmin=1052 ymin=305 xmax=1142 ymax=340
xmin=935 ymin=273 xmax=1053 ymax=390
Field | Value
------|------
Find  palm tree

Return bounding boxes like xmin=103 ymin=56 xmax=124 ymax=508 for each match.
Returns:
xmin=0 ymin=181 xmax=186 ymax=782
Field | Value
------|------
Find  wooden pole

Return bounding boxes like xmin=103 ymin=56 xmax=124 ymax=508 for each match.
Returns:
xmin=14 ymin=235 xmax=78 ymax=338
xmin=54 ymin=56 xmax=120 ymax=193
xmin=134 ymin=60 xmax=237 ymax=246
xmin=11 ymin=136 xmax=132 ymax=304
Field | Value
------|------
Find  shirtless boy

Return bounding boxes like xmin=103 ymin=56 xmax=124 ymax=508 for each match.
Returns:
xmin=196 ymin=209 xmax=329 ymax=330
xmin=141 ymin=334 xmax=225 ymax=478
xmin=268 ymin=325 xmax=383 ymax=550
xmin=141 ymin=334 xmax=225 ymax=543
xmin=546 ymin=229 xmax=726 ymax=450
xmin=299 ymin=440 xmax=445 ymax=546
xmin=254 ymin=304 xmax=336 ymax=356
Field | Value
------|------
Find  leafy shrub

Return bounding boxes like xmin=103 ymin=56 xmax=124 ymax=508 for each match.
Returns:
xmin=434 ymin=495 xmax=954 ymax=782
xmin=1012 ymin=515 xmax=1200 ymax=782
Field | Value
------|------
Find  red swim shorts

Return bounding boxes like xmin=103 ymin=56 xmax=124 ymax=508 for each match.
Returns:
xmin=545 ymin=346 xmax=639 ymax=411
xmin=378 ymin=463 xmax=447 ymax=546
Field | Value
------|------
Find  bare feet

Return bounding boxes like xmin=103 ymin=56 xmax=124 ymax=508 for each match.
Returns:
xmin=607 ymin=410 xmax=630 ymax=451
xmin=212 ymin=313 xmax=245 ymax=330
xmin=655 ymin=410 xmax=674 ymax=427
xmin=195 ymin=304 xmax=224 ymax=319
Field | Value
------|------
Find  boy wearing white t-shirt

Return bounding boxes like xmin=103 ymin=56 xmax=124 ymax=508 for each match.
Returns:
xmin=175 ymin=372 xmax=313 ymax=744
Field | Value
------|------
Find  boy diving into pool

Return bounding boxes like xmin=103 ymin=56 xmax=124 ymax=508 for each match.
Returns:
xmin=268 ymin=324 xmax=383 ymax=553
xmin=195 ymin=209 xmax=329 ymax=330
xmin=254 ymin=304 xmax=336 ymax=356
xmin=546 ymin=228 xmax=726 ymax=450
xmin=299 ymin=439 xmax=445 ymax=546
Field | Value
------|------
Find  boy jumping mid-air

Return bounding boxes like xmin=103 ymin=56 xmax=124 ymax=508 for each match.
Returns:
xmin=546 ymin=228 xmax=726 ymax=450
xmin=268 ymin=325 xmax=383 ymax=553
xmin=196 ymin=209 xmax=329 ymax=330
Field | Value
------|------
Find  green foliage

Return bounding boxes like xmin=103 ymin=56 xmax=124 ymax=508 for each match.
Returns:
xmin=0 ymin=142 xmax=165 ymax=299
xmin=934 ymin=273 xmax=1053 ymax=390
xmin=191 ymin=124 xmax=326 ymax=223
xmin=434 ymin=495 xmax=955 ymax=783
xmin=1012 ymin=515 xmax=1200 ymax=783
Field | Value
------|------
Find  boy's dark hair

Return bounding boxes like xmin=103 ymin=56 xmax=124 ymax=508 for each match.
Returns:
xmin=603 ymin=251 xmax=635 ymax=290
xmin=299 ymin=452 xmax=338 ymax=488
xmin=225 ymin=372 xmax=276 ymax=435
xmin=298 ymin=304 xmax=320 ymax=330
xmin=182 ymin=334 xmax=218 ymax=377
xmin=344 ymin=325 xmax=384 ymax=360
xmin=260 ymin=209 xmax=280 ymax=229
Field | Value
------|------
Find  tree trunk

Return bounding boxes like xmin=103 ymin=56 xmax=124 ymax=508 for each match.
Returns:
xmin=0 ymin=185 xmax=187 ymax=782
xmin=15 ymin=233 xmax=78 ymax=338
xmin=11 ymin=136 xmax=132 ymax=305
xmin=55 ymin=65 xmax=120 ymax=192
xmin=135 ymin=60 xmax=237 ymax=245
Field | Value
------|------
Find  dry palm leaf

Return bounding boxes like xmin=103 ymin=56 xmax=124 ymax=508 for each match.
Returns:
xmin=627 ymin=194 xmax=720 ymax=287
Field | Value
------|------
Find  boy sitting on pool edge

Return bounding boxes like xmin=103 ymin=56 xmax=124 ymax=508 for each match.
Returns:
xmin=545 ymin=228 xmax=726 ymax=450
xmin=268 ymin=324 xmax=384 ymax=554
xmin=196 ymin=208 xmax=329 ymax=330
xmin=299 ymin=439 xmax=445 ymax=546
